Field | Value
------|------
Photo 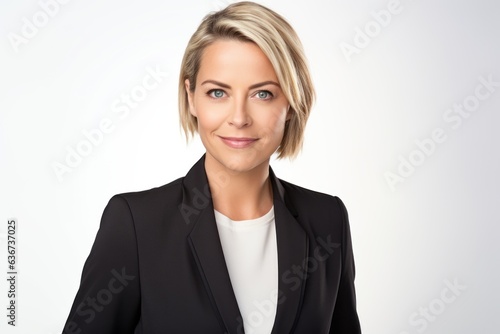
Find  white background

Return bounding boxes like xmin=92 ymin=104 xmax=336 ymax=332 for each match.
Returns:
xmin=1 ymin=0 xmax=499 ymax=333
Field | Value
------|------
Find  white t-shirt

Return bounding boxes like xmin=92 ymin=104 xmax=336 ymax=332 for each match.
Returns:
xmin=214 ymin=206 xmax=278 ymax=334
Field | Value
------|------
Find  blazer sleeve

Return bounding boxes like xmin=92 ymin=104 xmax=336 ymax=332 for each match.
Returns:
xmin=329 ymin=197 xmax=362 ymax=333
xmin=62 ymin=195 xmax=141 ymax=334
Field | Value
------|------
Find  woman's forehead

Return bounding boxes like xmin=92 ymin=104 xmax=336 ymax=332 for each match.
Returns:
xmin=197 ymin=40 xmax=278 ymax=83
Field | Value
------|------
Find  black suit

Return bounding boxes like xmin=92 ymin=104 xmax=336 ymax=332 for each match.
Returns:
xmin=63 ymin=155 xmax=361 ymax=333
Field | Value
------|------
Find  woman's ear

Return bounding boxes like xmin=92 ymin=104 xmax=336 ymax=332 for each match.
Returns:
xmin=185 ymin=79 xmax=196 ymax=117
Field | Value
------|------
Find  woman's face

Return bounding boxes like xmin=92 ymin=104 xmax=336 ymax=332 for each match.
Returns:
xmin=186 ymin=39 xmax=290 ymax=174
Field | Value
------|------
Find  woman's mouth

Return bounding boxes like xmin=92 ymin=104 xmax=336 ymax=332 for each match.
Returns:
xmin=218 ymin=136 xmax=259 ymax=149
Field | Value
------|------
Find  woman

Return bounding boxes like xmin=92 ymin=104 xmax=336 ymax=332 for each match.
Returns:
xmin=63 ymin=2 xmax=361 ymax=333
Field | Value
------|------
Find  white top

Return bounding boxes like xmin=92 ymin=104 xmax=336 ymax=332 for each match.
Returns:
xmin=214 ymin=206 xmax=278 ymax=334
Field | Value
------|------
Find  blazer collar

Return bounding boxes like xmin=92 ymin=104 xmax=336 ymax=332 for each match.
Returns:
xmin=184 ymin=155 xmax=309 ymax=334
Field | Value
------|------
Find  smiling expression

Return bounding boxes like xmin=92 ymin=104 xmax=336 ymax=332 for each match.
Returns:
xmin=185 ymin=39 xmax=291 ymax=174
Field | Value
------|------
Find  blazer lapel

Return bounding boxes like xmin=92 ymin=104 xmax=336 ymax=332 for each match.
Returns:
xmin=188 ymin=208 xmax=244 ymax=333
xmin=184 ymin=155 xmax=309 ymax=334
xmin=269 ymin=168 xmax=309 ymax=334
xmin=184 ymin=156 xmax=243 ymax=333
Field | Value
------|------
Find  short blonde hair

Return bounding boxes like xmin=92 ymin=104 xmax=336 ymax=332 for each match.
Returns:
xmin=178 ymin=1 xmax=315 ymax=158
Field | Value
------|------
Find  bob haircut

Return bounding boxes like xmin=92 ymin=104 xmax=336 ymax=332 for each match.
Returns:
xmin=178 ymin=1 xmax=315 ymax=159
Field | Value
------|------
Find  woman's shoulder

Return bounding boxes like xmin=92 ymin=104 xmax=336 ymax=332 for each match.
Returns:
xmin=110 ymin=176 xmax=186 ymax=210
xmin=277 ymin=177 xmax=349 ymax=222
xmin=278 ymin=177 xmax=341 ymax=204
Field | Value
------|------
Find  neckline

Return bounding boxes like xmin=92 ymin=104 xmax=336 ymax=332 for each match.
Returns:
xmin=214 ymin=206 xmax=274 ymax=230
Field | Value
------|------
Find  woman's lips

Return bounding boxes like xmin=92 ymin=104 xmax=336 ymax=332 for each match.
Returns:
xmin=219 ymin=136 xmax=258 ymax=149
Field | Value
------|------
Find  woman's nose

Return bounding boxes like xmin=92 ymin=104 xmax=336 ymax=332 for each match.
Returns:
xmin=228 ymin=97 xmax=252 ymax=128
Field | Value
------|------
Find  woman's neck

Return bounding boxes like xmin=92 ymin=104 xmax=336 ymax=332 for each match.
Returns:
xmin=204 ymin=153 xmax=273 ymax=221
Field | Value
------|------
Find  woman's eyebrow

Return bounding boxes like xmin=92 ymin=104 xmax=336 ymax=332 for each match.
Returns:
xmin=201 ymin=80 xmax=231 ymax=88
xmin=200 ymin=80 xmax=280 ymax=89
xmin=249 ymin=81 xmax=280 ymax=89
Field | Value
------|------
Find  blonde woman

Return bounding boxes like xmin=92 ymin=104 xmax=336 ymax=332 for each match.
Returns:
xmin=63 ymin=2 xmax=361 ymax=333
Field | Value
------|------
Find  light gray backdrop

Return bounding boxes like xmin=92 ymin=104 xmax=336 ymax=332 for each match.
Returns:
xmin=1 ymin=0 xmax=499 ymax=333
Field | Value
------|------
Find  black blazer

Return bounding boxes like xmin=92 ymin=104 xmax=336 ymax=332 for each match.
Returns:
xmin=63 ymin=155 xmax=361 ymax=334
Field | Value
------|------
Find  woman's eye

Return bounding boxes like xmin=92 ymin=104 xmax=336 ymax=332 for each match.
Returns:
xmin=208 ymin=89 xmax=225 ymax=99
xmin=256 ymin=90 xmax=273 ymax=100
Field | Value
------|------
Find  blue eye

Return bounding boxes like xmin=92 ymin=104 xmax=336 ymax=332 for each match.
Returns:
xmin=208 ymin=89 xmax=225 ymax=98
xmin=256 ymin=90 xmax=273 ymax=100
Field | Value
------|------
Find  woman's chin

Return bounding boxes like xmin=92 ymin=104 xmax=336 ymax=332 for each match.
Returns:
xmin=206 ymin=152 xmax=270 ymax=175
